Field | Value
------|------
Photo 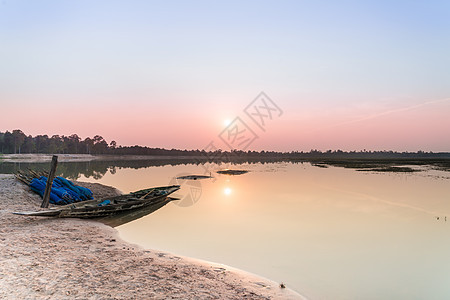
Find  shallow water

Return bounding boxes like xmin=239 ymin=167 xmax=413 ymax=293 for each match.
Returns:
xmin=75 ymin=161 xmax=450 ymax=300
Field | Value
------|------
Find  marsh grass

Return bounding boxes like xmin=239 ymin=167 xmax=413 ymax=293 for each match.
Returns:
xmin=312 ymin=159 xmax=450 ymax=173
xmin=357 ymin=166 xmax=419 ymax=172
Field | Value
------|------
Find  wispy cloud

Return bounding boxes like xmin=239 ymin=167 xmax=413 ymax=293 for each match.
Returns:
xmin=333 ymin=98 xmax=450 ymax=128
xmin=308 ymin=97 xmax=450 ymax=134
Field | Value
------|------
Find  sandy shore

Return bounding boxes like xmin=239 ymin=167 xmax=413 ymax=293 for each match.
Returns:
xmin=0 ymin=154 xmax=98 ymax=163
xmin=0 ymin=174 xmax=304 ymax=299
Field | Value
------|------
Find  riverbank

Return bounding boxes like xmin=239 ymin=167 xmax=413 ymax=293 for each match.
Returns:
xmin=0 ymin=154 xmax=209 ymax=163
xmin=0 ymin=174 xmax=303 ymax=299
xmin=2 ymin=154 xmax=450 ymax=173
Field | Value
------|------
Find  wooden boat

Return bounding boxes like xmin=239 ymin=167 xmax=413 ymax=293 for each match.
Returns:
xmin=13 ymin=185 xmax=180 ymax=218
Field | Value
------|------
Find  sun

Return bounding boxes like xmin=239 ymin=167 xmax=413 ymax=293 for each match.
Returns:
xmin=224 ymin=187 xmax=232 ymax=195
xmin=223 ymin=119 xmax=232 ymax=127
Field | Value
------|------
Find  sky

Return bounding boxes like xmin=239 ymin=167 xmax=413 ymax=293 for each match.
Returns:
xmin=1 ymin=0 xmax=449 ymax=152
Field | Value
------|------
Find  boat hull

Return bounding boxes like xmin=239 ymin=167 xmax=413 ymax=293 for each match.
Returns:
xmin=14 ymin=185 xmax=180 ymax=218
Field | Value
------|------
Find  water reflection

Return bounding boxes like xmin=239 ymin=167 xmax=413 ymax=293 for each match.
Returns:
xmin=0 ymin=160 xmax=118 ymax=180
xmin=168 ymin=174 xmax=205 ymax=207
xmin=0 ymin=158 xmax=294 ymax=180
xmin=224 ymin=187 xmax=232 ymax=195
xmin=99 ymin=198 xmax=174 ymax=227
xmin=3 ymin=157 xmax=445 ymax=182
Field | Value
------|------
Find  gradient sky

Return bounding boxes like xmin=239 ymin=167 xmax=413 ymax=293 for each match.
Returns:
xmin=1 ymin=0 xmax=449 ymax=151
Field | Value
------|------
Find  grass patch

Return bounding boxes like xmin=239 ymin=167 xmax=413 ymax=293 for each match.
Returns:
xmin=357 ymin=166 xmax=419 ymax=173
xmin=310 ymin=159 xmax=450 ymax=173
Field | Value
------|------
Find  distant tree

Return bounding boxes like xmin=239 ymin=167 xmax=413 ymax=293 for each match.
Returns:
xmin=0 ymin=132 xmax=4 ymax=153
xmin=35 ymin=135 xmax=49 ymax=153
xmin=12 ymin=129 xmax=26 ymax=154
xmin=109 ymin=140 xmax=117 ymax=154
xmin=67 ymin=134 xmax=81 ymax=154
xmin=21 ymin=135 xmax=36 ymax=153
xmin=3 ymin=131 xmax=13 ymax=153
xmin=48 ymin=135 xmax=65 ymax=153
xmin=83 ymin=137 xmax=94 ymax=154
xmin=92 ymin=135 xmax=108 ymax=154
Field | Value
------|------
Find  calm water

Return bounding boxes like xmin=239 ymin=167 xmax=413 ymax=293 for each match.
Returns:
xmin=4 ymin=160 xmax=450 ymax=299
xmin=75 ymin=162 xmax=450 ymax=300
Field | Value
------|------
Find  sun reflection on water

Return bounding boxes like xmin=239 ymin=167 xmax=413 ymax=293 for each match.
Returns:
xmin=223 ymin=187 xmax=232 ymax=195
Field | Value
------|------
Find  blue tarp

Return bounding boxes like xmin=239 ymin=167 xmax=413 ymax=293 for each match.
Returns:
xmin=29 ymin=176 xmax=93 ymax=205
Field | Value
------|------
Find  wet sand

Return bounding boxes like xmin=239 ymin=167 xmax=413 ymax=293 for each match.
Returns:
xmin=0 ymin=174 xmax=304 ymax=299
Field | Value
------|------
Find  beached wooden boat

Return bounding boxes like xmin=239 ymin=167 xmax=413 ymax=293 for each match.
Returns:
xmin=14 ymin=185 xmax=180 ymax=218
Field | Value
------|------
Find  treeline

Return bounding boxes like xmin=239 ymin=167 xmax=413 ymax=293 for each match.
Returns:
xmin=1 ymin=129 xmax=449 ymax=159
xmin=0 ymin=130 xmax=113 ymax=155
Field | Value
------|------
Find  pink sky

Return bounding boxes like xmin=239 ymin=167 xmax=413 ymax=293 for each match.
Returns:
xmin=1 ymin=1 xmax=449 ymax=152
xmin=2 ymin=93 xmax=449 ymax=152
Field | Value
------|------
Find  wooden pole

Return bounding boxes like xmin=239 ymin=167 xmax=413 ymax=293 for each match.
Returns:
xmin=41 ymin=155 xmax=58 ymax=208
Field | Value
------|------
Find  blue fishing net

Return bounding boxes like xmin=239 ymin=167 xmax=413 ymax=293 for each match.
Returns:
xmin=29 ymin=176 xmax=94 ymax=205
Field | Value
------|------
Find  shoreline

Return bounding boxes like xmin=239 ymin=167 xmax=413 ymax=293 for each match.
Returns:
xmin=0 ymin=154 xmax=209 ymax=163
xmin=2 ymin=154 xmax=449 ymax=172
xmin=0 ymin=174 xmax=304 ymax=299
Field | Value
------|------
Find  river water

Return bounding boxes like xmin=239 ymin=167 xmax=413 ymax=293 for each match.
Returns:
xmin=3 ymin=160 xmax=450 ymax=299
